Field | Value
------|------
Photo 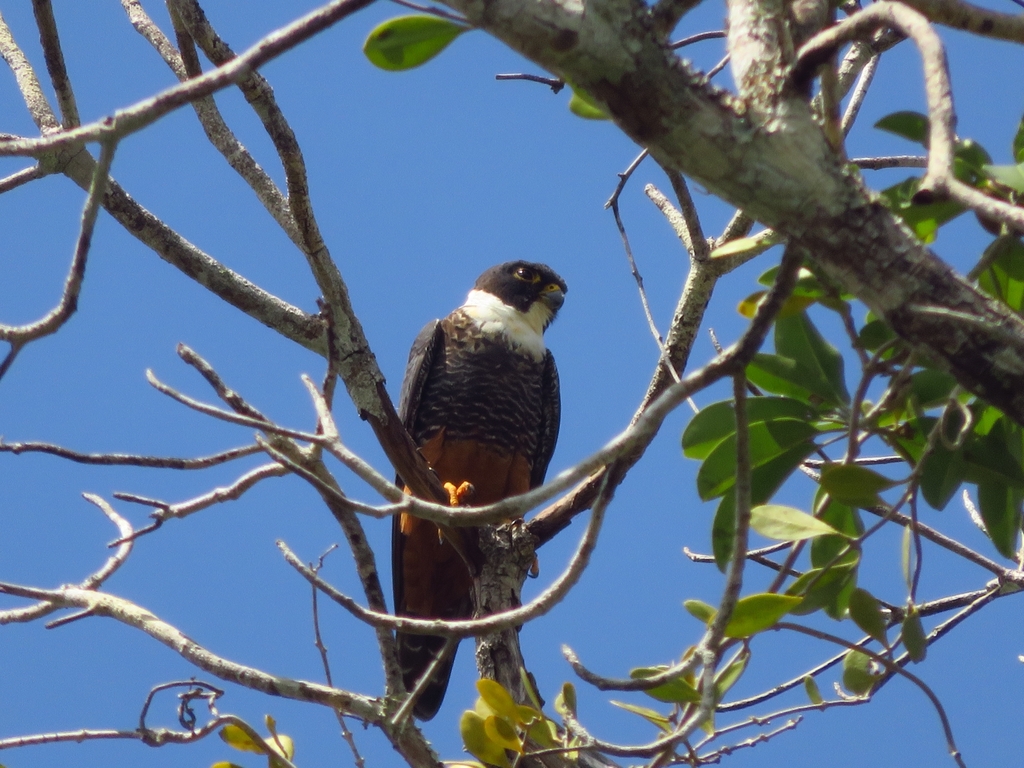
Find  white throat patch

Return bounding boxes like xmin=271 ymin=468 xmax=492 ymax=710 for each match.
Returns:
xmin=461 ymin=289 xmax=550 ymax=360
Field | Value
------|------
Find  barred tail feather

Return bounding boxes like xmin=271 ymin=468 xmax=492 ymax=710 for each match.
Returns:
xmin=397 ymin=631 xmax=459 ymax=721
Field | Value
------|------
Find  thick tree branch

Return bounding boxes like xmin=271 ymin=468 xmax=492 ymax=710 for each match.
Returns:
xmin=431 ymin=0 xmax=1024 ymax=432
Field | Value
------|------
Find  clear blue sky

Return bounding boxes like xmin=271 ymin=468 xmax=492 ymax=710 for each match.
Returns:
xmin=2 ymin=1 xmax=1023 ymax=767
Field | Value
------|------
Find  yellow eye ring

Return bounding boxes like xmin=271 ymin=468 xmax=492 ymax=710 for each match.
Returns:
xmin=514 ymin=267 xmax=539 ymax=283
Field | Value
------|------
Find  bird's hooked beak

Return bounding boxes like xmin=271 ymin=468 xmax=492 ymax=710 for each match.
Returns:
xmin=539 ymin=283 xmax=565 ymax=314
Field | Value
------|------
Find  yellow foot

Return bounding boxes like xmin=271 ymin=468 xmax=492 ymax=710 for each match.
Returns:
xmin=443 ymin=481 xmax=475 ymax=507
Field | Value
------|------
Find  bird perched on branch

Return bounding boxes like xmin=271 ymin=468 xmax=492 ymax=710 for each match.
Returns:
xmin=392 ymin=261 xmax=566 ymax=720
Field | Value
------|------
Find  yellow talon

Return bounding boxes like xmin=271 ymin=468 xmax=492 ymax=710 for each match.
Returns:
xmin=443 ymin=481 xmax=475 ymax=506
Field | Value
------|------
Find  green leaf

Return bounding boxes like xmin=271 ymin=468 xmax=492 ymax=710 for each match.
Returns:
xmin=787 ymin=561 xmax=858 ymax=617
xmin=977 ymin=479 xmax=1022 ymax=559
xmin=696 ymin=418 xmax=818 ymax=500
xmin=710 ymin=441 xmax=818 ymax=570
xmin=895 ymin=416 xmax=968 ymax=511
xmin=875 ymin=111 xmax=929 ymax=144
xmin=527 ymin=717 xmax=560 ymax=749
xmin=908 ymin=369 xmax=958 ymax=410
xmin=363 ymin=15 xmax=469 ymax=71
xmin=803 ymin=676 xmax=824 ymax=705
xmin=220 ymin=725 xmax=264 ymax=755
xmin=965 ymin=417 xmax=1024 ymax=488
xmin=631 ymin=667 xmax=701 ymax=704
xmin=738 ymin=291 xmax=816 ymax=319
xmin=878 ymin=175 xmax=966 ymax=242
xmin=977 ymin=236 xmax=1024 ymax=313
xmin=747 ymin=353 xmax=848 ymax=405
xmin=820 ymin=463 xmax=899 ymax=508
xmin=682 ymin=396 xmax=819 ymax=460
xmin=902 ymin=604 xmax=928 ymax=662
xmin=568 ymin=87 xmax=609 ymax=120
xmin=858 ymin=317 xmax=898 ymax=354
xmin=714 ymin=652 xmax=749 ymax=700
xmin=460 ymin=711 xmax=511 ymax=768
xmin=750 ymin=504 xmax=843 ymax=541
xmin=757 ymin=265 xmax=849 ymax=301
xmin=775 ymin=312 xmax=851 ymax=407
xmin=711 ymin=494 xmax=737 ymax=571
xmin=710 ymin=231 xmax=781 ymax=259
xmin=716 ymin=593 xmax=803 ymax=638
xmin=842 ymin=650 xmax=879 ymax=696
xmin=476 ymin=679 xmax=520 ymax=722
xmin=1014 ymin=113 xmax=1024 ymax=163
xmin=901 ymin=525 xmax=914 ymax=591
xmin=526 ymin=717 xmax=559 ymax=749
xmin=684 ymin=599 xmax=717 ymax=622
xmin=519 ymin=668 xmax=544 ymax=712
xmin=956 ymin=138 xmax=993 ymax=179
xmin=848 ymin=588 xmax=889 ymax=646
xmin=984 ymin=162 xmax=1024 ymax=193
xmin=554 ymin=682 xmax=577 ymax=718
xmin=484 ymin=715 xmax=523 ymax=754
xmin=810 ymin=498 xmax=863 ymax=567
xmin=609 ymin=701 xmax=672 ymax=731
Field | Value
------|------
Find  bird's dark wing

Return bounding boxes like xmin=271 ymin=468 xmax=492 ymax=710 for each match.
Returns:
xmin=392 ymin=318 xmax=453 ymax=720
xmin=530 ymin=349 xmax=561 ymax=488
xmin=397 ymin=319 xmax=444 ymax=435
xmin=393 ymin=318 xmax=443 ymax=605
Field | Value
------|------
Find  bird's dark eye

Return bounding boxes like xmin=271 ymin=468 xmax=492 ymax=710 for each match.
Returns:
xmin=514 ymin=267 xmax=538 ymax=282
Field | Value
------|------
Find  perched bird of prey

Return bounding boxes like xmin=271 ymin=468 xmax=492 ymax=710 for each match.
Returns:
xmin=393 ymin=261 xmax=567 ymax=720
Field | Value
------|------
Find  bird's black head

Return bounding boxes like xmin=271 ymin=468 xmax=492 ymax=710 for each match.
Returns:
xmin=473 ymin=261 xmax=567 ymax=325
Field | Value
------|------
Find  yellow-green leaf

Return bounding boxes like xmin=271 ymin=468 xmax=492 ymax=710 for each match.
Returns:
xmin=902 ymin=604 xmax=928 ymax=662
xmin=683 ymin=599 xmax=716 ymax=622
xmin=484 ymin=715 xmax=523 ymax=754
xmin=848 ymin=588 xmax=889 ymax=646
xmin=363 ymin=15 xmax=469 ymax=71
xmin=568 ymin=87 xmax=609 ymax=120
xmin=554 ymin=682 xmax=577 ymax=718
xmin=267 ymin=733 xmax=294 ymax=761
xmin=842 ymin=650 xmax=879 ymax=695
xmin=526 ymin=716 xmax=560 ymax=749
xmin=707 ymin=593 xmax=803 ymax=638
xmin=820 ymin=463 xmax=899 ymax=507
xmin=515 ymin=704 xmax=541 ymax=726
xmin=476 ymin=679 xmax=520 ymax=722
xmin=460 ymin=711 xmax=511 ymax=768
xmin=609 ymin=701 xmax=672 ymax=731
xmin=803 ymin=675 xmax=823 ymax=705
xmin=220 ymin=725 xmax=264 ymax=755
xmin=630 ymin=666 xmax=701 ymax=704
xmin=714 ymin=651 xmax=749 ymax=700
xmin=751 ymin=504 xmax=843 ymax=541
xmin=710 ymin=231 xmax=780 ymax=259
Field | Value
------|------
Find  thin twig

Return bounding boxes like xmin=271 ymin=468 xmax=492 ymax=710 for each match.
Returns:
xmin=0 ymin=494 xmax=133 ymax=626
xmin=841 ymin=53 xmax=878 ymax=135
xmin=31 ymin=0 xmax=80 ymax=127
xmin=309 ymin=547 xmax=366 ymax=768
xmin=0 ymin=163 xmax=44 ymax=194
xmin=494 ymin=72 xmax=565 ymax=93
xmin=278 ymin=481 xmax=610 ymax=637
xmin=108 ymin=462 xmax=289 ymax=544
xmin=853 ymin=154 xmax=928 ymax=169
xmin=0 ymin=439 xmax=262 ymax=468
xmin=775 ymin=622 xmax=966 ymax=767
xmin=0 ymin=138 xmax=117 ymax=379
xmin=670 ymin=30 xmax=727 ymax=49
